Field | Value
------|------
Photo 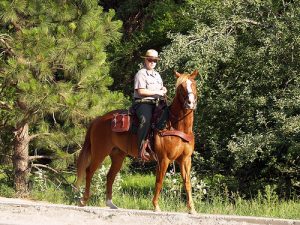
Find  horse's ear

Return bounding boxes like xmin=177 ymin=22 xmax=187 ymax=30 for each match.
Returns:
xmin=174 ymin=70 xmax=181 ymax=78
xmin=190 ymin=70 xmax=199 ymax=79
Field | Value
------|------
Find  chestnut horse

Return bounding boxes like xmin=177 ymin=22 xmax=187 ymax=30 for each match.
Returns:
xmin=75 ymin=70 xmax=198 ymax=214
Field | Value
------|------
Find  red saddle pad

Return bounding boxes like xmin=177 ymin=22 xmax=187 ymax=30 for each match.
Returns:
xmin=111 ymin=113 xmax=130 ymax=132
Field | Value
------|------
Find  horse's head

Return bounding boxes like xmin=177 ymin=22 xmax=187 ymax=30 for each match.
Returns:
xmin=175 ymin=70 xmax=198 ymax=110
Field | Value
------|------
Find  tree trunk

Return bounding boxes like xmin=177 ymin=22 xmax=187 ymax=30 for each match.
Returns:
xmin=13 ymin=123 xmax=30 ymax=196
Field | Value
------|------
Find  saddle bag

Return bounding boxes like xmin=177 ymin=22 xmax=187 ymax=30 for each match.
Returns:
xmin=111 ymin=113 xmax=130 ymax=132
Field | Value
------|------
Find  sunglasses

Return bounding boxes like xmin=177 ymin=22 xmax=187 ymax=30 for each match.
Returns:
xmin=147 ymin=58 xmax=158 ymax=63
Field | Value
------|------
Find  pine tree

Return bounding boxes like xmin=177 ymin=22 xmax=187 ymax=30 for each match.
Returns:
xmin=0 ymin=0 xmax=127 ymax=195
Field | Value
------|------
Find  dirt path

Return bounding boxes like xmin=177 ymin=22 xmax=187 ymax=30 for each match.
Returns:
xmin=0 ymin=197 xmax=299 ymax=225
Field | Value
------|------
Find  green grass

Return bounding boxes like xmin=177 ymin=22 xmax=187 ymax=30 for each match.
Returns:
xmin=1 ymin=171 xmax=299 ymax=220
xmin=116 ymin=174 xmax=300 ymax=219
xmin=106 ymin=173 xmax=300 ymax=219
xmin=31 ymin=186 xmax=68 ymax=204
xmin=122 ymin=173 xmax=155 ymax=194
xmin=0 ymin=166 xmax=15 ymax=198
xmin=194 ymin=195 xmax=300 ymax=219
xmin=112 ymin=173 xmax=187 ymax=211
xmin=0 ymin=183 xmax=14 ymax=198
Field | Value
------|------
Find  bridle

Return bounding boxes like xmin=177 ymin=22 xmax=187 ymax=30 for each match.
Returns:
xmin=158 ymin=77 xmax=196 ymax=144
xmin=167 ymin=78 xmax=197 ymax=124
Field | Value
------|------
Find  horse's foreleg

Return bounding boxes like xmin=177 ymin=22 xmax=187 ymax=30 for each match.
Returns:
xmin=152 ymin=158 xmax=170 ymax=212
xmin=106 ymin=148 xmax=127 ymax=209
xmin=179 ymin=156 xmax=196 ymax=214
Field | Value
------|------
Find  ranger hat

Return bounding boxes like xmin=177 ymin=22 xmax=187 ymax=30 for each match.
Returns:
xmin=141 ymin=49 xmax=160 ymax=60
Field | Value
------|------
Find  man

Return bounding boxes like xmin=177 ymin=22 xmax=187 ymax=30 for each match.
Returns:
xmin=134 ymin=49 xmax=167 ymax=160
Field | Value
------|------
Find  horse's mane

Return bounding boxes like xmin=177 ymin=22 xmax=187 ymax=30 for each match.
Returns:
xmin=175 ymin=74 xmax=190 ymax=88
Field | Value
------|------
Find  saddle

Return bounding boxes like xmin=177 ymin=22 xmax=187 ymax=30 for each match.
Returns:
xmin=110 ymin=102 xmax=167 ymax=160
xmin=110 ymin=100 xmax=192 ymax=161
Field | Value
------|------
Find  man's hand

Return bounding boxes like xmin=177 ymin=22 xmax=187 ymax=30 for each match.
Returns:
xmin=157 ymin=86 xmax=167 ymax=96
xmin=161 ymin=86 xmax=167 ymax=94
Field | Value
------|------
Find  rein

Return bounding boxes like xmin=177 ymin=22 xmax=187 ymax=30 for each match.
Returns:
xmin=169 ymin=107 xmax=193 ymax=124
xmin=165 ymin=88 xmax=196 ymax=124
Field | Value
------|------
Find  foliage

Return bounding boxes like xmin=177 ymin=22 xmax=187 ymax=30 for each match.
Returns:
xmin=103 ymin=0 xmax=193 ymax=96
xmin=0 ymin=0 xmax=299 ymax=205
xmin=158 ymin=0 xmax=300 ymax=196
xmin=0 ymin=0 xmax=128 ymax=174
xmin=0 ymin=166 xmax=14 ymax=197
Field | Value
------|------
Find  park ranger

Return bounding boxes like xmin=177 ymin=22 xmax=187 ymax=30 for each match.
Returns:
xmin=134 ymin=49 xmax=167 ymax=160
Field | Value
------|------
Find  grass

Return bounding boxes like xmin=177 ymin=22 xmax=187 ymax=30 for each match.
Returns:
xmin=114 ymin=173 xmax=187 ymax=211
xmin=194 ymin=194 xmax=300 ymax=219
xmin=0 ymin=169 xmax=299 ymax=220
xmin=109 ymin=173 xmax=300 ymax=219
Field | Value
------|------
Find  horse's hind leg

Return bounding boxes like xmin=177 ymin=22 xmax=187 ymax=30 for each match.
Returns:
xmin=80 ymin=152 xmax=107 ymax=206
xmin=106 ymin=148 xmax=127 ymax=209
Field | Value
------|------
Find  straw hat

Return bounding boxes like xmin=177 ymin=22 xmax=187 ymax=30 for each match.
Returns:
xmin=140 ymin=49 xmax=160 ymax=60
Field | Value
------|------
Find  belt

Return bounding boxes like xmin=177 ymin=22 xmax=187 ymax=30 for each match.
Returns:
xmin=134 ymin=98 xmax=157 ymax=104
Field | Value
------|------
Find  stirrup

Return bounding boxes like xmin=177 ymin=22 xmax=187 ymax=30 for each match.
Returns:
xmin=139 ymin=140 xmax=151 ymax=161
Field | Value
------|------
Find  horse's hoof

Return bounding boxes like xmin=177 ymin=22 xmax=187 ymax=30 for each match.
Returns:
xmin=153 ymin=206 xmax=161 ymax=212
xmin=106 ymin=199 xmax=118 ymax=209
xmin=79 ymin=199 xmax=86 ymax=207
xmin=189 ymin=209 xmax=197 ymax=215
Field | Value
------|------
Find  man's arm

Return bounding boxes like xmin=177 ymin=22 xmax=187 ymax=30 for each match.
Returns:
xmin=136 ymin=88 xmax=166 ymax=97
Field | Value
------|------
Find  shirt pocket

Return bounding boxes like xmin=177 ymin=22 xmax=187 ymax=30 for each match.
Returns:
xmin=146 ymin=80 xmax=159 ymax=90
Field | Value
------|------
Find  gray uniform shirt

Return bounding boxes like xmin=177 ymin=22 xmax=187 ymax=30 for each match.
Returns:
xmin=134 ymin=68 xmax=163 ymax=99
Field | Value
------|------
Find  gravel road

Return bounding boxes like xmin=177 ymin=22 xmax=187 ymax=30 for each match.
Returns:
xmin=0 ymin=197 xmax=299 ymax=225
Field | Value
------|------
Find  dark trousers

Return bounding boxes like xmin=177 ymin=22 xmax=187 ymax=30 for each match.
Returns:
xmin=135 ymin=103 xmax=156 ymax=152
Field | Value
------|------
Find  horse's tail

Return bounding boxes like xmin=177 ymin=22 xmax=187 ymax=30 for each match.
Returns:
xmin=75 ymin=123 xmax=92 ymax=188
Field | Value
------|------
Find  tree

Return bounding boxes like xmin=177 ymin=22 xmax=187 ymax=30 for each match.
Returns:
xmin=0 ymin=0 xmax=127 ymax=195
xmin=101 ymin=0 xmax=193 ymax=96
xmin=159 ymin=0 xmax=300 ymax=195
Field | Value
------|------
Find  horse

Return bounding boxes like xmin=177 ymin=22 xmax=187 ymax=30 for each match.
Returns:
xmin=75 ymin=69 xmax=199 ymax=214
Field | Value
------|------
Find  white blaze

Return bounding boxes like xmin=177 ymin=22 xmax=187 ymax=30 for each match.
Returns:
xmin=186 ymin=79 xmax=195 ymax=108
